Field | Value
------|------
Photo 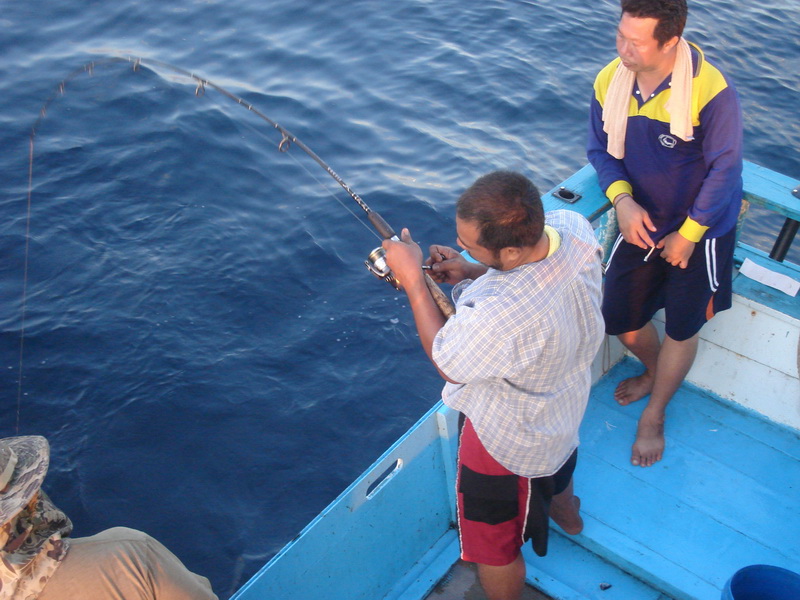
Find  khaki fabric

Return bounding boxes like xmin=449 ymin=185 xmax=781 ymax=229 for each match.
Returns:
xmin=37 ymin=528 xmax=217 ymax=600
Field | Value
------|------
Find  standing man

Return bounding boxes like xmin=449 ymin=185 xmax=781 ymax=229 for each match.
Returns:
xmin=383 ymin=171 xmax=604 ymax=600
xmin=587 ymin=0 xmax=743 ymax=467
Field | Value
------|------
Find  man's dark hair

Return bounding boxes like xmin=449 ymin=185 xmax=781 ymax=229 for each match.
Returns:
xmin=621 ymin=0 xmax=687 ymax=46
xmin=456 ymin=171 xmax=544 ymax=252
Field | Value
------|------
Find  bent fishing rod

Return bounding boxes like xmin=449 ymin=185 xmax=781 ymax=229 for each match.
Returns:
xmin=17 ymin=56 xmax=458 ymax=430
xmin=27 ymin=56 xmax=455 ymax=318
xmin=138 ymin=57 xmax=456 ymax=318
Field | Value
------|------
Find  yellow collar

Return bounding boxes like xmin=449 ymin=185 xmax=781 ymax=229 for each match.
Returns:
xmin=544 ymin=225 xmax=561 ymax=258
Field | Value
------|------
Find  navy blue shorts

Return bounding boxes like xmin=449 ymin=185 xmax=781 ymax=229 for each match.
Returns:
xmin=602 ymin=227 xmax=736 ymax=341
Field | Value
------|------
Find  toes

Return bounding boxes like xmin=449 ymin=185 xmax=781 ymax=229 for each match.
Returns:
xmin=634 ymin=452 xmax=663 ymax=468
xmin=631 ymin=443 xmax=643 ymax=466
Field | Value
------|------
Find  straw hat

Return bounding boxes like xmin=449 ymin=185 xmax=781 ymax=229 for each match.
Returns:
xmin=0 ymin=436 xmax=50 ymax=526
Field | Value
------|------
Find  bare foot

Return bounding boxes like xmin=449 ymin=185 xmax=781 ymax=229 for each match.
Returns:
xmin=550 ymin=495 xmax=583 ymax=535
xmin=615 ymin=371 xmax=654 ymax=406
xmin=631 ymin=412 xmax=665 ymax=467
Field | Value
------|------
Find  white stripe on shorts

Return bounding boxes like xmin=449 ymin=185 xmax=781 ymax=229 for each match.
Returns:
xmin=604 ymin=233 xmax=624 ymax=272
xmin=705 ymin=237 xmax=719 ymax=292
xmin=455 ymin=424 xmax=466 ymax=558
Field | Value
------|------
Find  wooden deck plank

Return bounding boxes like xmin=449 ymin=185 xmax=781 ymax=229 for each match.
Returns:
xmin=585 ymin=364 xmax=800 ymax=499
xmin=525 ymin=531 xmax=671 ymax=600
xmin=572 ymin=357 xmax=800 ymax=599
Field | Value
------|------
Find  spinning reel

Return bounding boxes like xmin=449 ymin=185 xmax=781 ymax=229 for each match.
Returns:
xmin=365 ymin=245 xmax=400 ymax=290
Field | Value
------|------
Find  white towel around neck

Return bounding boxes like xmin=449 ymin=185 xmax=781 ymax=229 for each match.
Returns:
xmin=602 ymin=37 xmax=694 ymax=159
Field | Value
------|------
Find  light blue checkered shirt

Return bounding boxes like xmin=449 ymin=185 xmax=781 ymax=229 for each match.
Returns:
xmin=432 ymin=210 xmax=604 ymax=478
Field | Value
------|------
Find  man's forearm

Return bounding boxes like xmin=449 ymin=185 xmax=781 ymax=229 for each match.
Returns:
xmin=403 ymin=273 xmax=457 ymax=383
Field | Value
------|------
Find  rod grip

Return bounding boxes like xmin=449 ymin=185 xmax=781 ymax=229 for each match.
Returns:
xmin=424 ymin=273 xmax=456 ymax=319
xmin=368 ymin=211 xmax=396 ymax=240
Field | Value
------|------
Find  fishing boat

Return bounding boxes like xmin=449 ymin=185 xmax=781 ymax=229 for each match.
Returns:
xmin=231 ymin=161 xmax=800 ymax=600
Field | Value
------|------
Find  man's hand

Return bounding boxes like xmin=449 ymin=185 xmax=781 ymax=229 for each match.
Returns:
xmin=425 ymin=244 xmax=488 ymax=285
xmin=382 ymin=228 xmax=425 ymax=291
xmin=615 ymin=194 xmax=657 ymax=249
xmin=657 ymin=231 xmax=695 ymax=269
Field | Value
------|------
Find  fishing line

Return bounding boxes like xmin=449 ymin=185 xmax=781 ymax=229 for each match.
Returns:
xmin=16 ymin=138 xmax=36 ymax=434
xmin=16 ymin=61 xmax=115 ymax=432
xmin=15 ymin=55 xmax=454 ymax=432
xmin=282 ymin=150 xmax=381 ymax=241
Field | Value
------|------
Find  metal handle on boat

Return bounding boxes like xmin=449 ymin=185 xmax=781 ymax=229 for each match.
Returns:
xmin=365 ymin=459 xmax=403 ymax=500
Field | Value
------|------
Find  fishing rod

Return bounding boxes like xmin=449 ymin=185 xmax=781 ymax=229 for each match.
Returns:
xmin=17 ymin=55 xmax=458 ymax=431
xmin=136 ymin=57 xmax=456 ymax=318
xmin=27 ymin=56 xmax=456 ymax=315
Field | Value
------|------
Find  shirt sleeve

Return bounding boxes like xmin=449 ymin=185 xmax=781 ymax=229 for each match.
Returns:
xmin=678 ymin=83 xmax=743 ymax=240
xmin=587 ymin=89 xmax=633 ymax=203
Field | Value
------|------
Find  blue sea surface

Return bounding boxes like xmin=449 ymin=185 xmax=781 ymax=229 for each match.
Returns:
xmin=0 ymin=0 xmax=798 ymax=597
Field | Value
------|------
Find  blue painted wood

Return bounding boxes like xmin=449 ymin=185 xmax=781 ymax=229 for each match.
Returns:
xmin=573 ymin=357 xmax=800 ymax=600
xmin=742 ymin=162 xmax=800 ymax=221
xmin=542 ymin=164 xmax=609 ymax=222
xmin=231 ymin=403 xmax=457 ymax=600
xmin=524 ymin=531 xmax=670 ymax=600
xmin=232 ymin=162 xmax=799 ymax=600
xmin=733 ymin=244 xmax=800 ymax=320
xmin=384 ymin=531 xmax=460 ymax=600
xmin=542 ymin=162 xmax=800 ymax=319
xmin=541 ymin=161 xmax=800 ymax=224
xmin=233 ymin=357 xmax=799 ymax=600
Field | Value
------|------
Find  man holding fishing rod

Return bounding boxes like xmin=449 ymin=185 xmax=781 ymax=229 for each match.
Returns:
xmin=383 ymin=171 xmax=604 ymax=600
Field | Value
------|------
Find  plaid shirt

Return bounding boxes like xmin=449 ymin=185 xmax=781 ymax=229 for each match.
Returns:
xmin=433 ymin=210 xmax=604 ymax=478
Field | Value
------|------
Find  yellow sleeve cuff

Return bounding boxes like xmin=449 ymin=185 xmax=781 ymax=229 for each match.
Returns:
xmin=606 ymin=180 xmax=633 ymax=205
xmin=678 ymin=217 xmax=709 ymax=243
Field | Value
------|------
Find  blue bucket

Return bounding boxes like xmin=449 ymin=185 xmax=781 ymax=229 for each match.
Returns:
xmin=722 ymin=565 xmax=800 ymax=600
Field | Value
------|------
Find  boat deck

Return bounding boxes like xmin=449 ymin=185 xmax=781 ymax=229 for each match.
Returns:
xmin=506 ymin=356 xmax=799 ymax=600
xmin=234 ymin=354 xmax=799 ymax=600
xmin=423 ymin=560 xmax=552 ymax=600
xmin=425 ymin=355 xmax=800 ymax=600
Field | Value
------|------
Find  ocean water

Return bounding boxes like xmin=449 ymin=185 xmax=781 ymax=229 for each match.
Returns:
xmin=0 ymin=0 xmax=798 ymax=597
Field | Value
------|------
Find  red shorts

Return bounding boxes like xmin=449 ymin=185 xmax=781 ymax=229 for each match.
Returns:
xmin=456 ymin=417 xmax=577 ymax=566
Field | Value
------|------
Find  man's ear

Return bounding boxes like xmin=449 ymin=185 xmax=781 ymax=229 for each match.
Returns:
xmin=501 ymin=246 xmax=522 ymax=262
xmin=662 ymin=35 xmax=680 ymax=53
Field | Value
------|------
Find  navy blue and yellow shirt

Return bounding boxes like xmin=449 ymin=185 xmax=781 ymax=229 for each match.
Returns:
xmin=587 ymin=43 xmax=743 ymax=242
